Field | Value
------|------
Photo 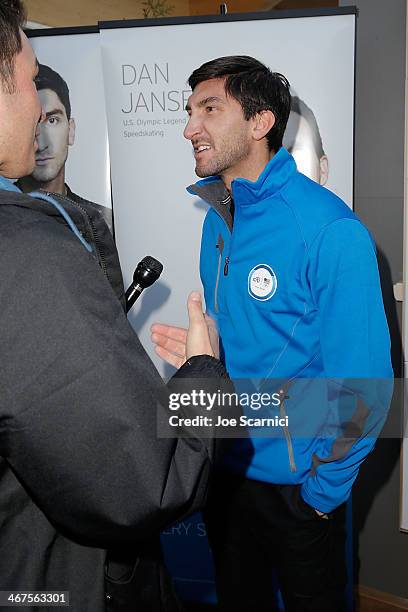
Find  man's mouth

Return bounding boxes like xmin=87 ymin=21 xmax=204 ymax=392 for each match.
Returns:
xmin=193 ymin=144 xmax=212 ymax=158
xmin=35 ymin=156 xmax=53 ymax=165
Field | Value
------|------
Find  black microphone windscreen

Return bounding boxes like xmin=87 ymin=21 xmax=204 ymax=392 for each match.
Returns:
xmin=141 ymin=256 xmax=163 ymax=276
xmin=133 ymin=256 xmax=163 ymax=289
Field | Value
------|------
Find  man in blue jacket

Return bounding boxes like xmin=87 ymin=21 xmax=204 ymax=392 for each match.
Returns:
xmin=152 ymin=55 xmax=393 ymax=611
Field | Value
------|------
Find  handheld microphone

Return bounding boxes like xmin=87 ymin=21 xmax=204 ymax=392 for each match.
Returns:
xmin=125 ymin=256 xmax=163 ymax=313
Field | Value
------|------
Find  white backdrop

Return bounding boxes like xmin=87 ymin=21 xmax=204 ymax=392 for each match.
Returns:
xmin=100 ymin=12 xmax=356 ymax=376
xmin=28 ymin=31 xmax=112 ymax=209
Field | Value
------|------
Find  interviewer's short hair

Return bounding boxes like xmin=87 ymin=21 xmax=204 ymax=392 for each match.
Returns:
xmin=188 ymin=55 xmax=291 ymax=152
xmin=0 ymin=0 xmax=26 ymax=93
xmin=35 ymin=63 xmax=71 ymax=120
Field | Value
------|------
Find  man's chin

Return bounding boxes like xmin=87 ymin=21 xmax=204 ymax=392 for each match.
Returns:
xmin=195 ymin=164 xmax=218 ymax=179
xmin=31 ymin=169 xmax=54 ymax=184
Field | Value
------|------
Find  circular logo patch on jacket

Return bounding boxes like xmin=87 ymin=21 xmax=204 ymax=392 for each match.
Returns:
xmin=248 ymin=264 xmax=277 ymax=301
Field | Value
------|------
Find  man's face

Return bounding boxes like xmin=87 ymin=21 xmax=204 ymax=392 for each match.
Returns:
xmin=0 ymin=30 xmax=42 ymax=178
xmin=184 ymin=78 xmax=253 ymax=180
xmin=283 ymin=111 xmax=328 ymax=185
xmin=31 ymin=88 xmax=75 ymax=184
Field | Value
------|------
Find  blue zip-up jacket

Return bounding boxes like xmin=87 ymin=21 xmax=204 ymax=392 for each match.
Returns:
xmin=188 ymin=147 xmax=393 ymax=513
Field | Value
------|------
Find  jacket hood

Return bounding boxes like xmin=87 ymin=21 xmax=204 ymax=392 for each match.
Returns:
xmin=0 ymin=184 xmax=125 ymax=309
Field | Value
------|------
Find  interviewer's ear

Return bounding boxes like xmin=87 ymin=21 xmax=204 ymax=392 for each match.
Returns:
xmin=252 ymin=110 xmax=275 ymax=142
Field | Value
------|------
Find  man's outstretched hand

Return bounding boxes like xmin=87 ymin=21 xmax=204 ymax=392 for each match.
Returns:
xmin=151 ymin=292 xmax=219 ymax=369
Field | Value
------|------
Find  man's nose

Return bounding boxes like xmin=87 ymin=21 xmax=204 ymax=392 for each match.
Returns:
xmin=35 ymin=108 xmax=46 ymax=139
xmin=183 ymin=115 xmax=201 ymax=141
xmin=36 ymin=121 xmax=47 ymax=151
xmin=36 ymin=96 xmax=46 ymax=127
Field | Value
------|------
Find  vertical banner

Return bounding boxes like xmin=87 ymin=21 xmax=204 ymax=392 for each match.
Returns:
xmin=26 ymin=29 xmax=112 ymax=226
xmin=100 ymin=10 xmax=355 ymax=377
xmin=99 ymin=12 xmax=356 ymax=604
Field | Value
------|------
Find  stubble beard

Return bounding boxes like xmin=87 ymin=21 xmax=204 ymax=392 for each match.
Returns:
xmin=195 ymin=133 xmax=251 ymax=178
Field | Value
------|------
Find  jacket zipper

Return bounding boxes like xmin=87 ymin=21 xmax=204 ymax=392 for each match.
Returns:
xmin=224 ymin=256 xmax=230 ymax=276
xmin=208 ymin=190 xmax=295 ymax=472
xmin=214 ymin=234 xmax=224 ymax=314
xmin=47 ymin=192 xmax=109 ymax=281
xmin=279 ymin=387 xmax=297 ymax=473
xmin=214 ymin=202 xmax=232 ymax=309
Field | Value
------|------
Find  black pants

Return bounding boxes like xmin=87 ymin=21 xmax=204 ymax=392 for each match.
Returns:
xmin=204 ymin=472 xmax=347 ymax=612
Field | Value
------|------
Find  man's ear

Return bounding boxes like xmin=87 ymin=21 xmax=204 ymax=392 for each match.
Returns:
xmin=319 ymin=154 xmax=329 ymax=186
xmin=252 ymin=110 xmax=275 ymax=142
xmin=68 ymin=117 xmax=76 ymax=146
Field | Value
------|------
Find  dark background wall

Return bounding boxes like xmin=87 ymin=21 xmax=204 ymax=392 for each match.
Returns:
xmin=339 ymin=0 xmax=408 ymax=597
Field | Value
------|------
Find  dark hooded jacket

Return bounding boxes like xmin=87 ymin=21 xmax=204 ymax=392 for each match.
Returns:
xmin=0 ymin=186 xmax=228 ymax=611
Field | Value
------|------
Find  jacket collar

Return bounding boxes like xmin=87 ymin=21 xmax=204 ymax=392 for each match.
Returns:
xmin=0 ymin=175 xmax=22 ymax=193
xmin=187 ymin=147 xmax=297 ymax=213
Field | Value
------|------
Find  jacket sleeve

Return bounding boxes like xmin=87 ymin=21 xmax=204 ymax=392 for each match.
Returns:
xmin=0 ymin=219 xmax=228 ymax=548
xmin=300 ymin=218 xmax=393 ymax=514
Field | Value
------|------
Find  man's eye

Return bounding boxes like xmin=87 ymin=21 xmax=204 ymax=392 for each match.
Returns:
xmin=206 ymin=106 xmax=215 ymax=112
xmin=48 ymin=116 xmax=58 ymax=125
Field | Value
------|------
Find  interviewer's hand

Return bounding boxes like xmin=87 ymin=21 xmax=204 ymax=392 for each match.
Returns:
xmin=151 ymin=291 xmax=219 ymax=369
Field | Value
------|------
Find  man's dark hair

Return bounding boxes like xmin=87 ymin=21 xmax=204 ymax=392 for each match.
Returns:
xmin=0 ymin=0 xmax=26 ymax=93
xmin=188 ymin=55 xmax=291 ymax=153
xmin=291 ymin=96 xmax=325 ymax=158
xmin=35 ymin=64 xmax=71 ymax=120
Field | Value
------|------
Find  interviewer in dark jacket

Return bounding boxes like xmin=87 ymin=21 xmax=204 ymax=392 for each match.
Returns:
xmin=0 ymin=2 xmax=228 ymax=610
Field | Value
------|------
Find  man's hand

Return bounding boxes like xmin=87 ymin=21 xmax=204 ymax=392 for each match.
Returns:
xmin=151 ymin=292 xmax=219 ymax=369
